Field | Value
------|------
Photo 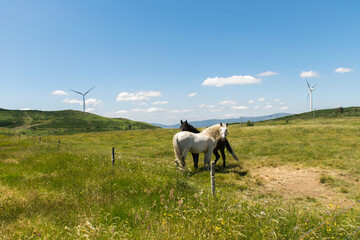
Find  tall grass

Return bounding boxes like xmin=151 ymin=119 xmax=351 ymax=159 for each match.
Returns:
xmin=1 ymin=121 xmax=360 ymax=239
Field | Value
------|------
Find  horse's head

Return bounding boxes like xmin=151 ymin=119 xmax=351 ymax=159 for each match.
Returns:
xmin=219 ymin=122 xmax=228 ymax=141
xmin=179 ymin=120 xmax=188 ymax=131
xmin=180 ymin=120 xmax=200 ymax=133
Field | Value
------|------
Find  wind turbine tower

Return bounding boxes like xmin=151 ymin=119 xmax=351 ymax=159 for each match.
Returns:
xmin=305 ymin=79 xmax=317 ymax=112
xmin=70 ymin=87 xmax=95 ymax=113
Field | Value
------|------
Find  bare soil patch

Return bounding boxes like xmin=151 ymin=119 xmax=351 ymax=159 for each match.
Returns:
xmin=252 ymin=166 xmax=353 ymax=206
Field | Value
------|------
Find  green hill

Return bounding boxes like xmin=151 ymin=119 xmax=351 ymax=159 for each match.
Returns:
xmin=0 ymin=108 xmax=158 ymax=135
xmin=256 ymin=106 xmax=360 ymax=125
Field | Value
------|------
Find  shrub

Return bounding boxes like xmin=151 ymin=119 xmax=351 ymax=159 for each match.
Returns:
xmin=246 ymin=120 xmax=254 ymax=127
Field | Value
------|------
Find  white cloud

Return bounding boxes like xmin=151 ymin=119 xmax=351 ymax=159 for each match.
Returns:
xmin=20 ymin=108 xmax=31 ymax=110
xmin=153 ymin=101 xmax=168 ymax=105
xmin=51 ymin=90 xmax=68 ymax=95
xmin=232 ymin=106 xmax=249 ymax=110
xmin=210 ymin=109 xmax=223 ymax=112
xmin=274 ymin=99 xmax=280 ymax=102
xmin=116 ymin=90 xmax=161 ymax=101
xmin=86 ymin=108 xmax=95 ymax=112
xmin=265 ymin=105 xmax=273 ymax=109
xmin=63 ymin=98 xmax=102 ymax=107
xmin=188 ymin=92 xmax=197 ymax=97
xmin=136 ymin=102 xmax=148 ymax=106
xmin=248 ymin=100 xmax=254 ymax=104
xmin=258 ymin=97 xmax=265 ymax=102
xmin=335 ymin=67 xmax=352 ymax=73
xmin=133 ymin=107 xmax=166 ymax=113
xmin=257 ymin=71 xmax=278 ymax=77
xmin=202 ymin=75 xmax=261 ymax=87
xmin=170 ymin=109 xmax=193 ymax=113
xmin=219 ymin=100 xmax=236 ymax=105
xmin=280 ymin=107 xmax=289 ymax=110
xmin=146 ymin=107 xmax=166 ymax=113
xmin=224 ymin=114 xmax=236 ymax=117
xmin=63 ymin=98 xmax=82 ymax=105
xmin=116 ymin=110 xmax=128 ymax=114
xmin=199 ymin=104 xmax=215 ymax=108
xmin=300 ymin=71 xmax=319 ymax=78
xmin=254 ymin=105 xmax=260 ymax=109
xmin=86 ymin=98 xmax=103 ymax=106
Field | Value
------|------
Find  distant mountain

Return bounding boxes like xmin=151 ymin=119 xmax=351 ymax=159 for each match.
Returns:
xmin=0 ymin=108 xmax=158 ymax=135
xmin=152 ymin=113 xmax=292 ymax=129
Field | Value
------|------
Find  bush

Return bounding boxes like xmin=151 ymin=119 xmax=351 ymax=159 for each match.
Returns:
xmin=246 ymin=120 xmax=254 ymax=127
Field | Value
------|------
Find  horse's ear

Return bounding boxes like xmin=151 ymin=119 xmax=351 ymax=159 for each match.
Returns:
xmin=220 ymin=122 xmax=223 ymax=126
xmin=185 ymin=120 xmax=188 ymax=123
xmin=181 ymin=120 xmax=183 ymax=124
xmin=226 ymin=123 xmax=228 ymax=126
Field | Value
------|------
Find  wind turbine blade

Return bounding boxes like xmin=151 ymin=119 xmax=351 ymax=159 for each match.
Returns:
xmin=84 ymin=86 xmax=95 ymax=95
xmin=306 ymin=78 xmax=311 ymax=89
xmin=70 ymin=89 xmax=84 ymax=95
xmin=312 ymin=84 xmax=317 ymax=88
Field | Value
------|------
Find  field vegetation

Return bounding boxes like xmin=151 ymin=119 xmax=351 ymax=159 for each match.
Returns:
xmin=0 ymin=108 xmax=157 ymax=135
xmin=1 ymin=107 xmax=360 ymax=239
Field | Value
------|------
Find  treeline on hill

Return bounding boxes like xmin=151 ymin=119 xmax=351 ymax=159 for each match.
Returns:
xmin=0 ymin=108 xmax=157 ymax=135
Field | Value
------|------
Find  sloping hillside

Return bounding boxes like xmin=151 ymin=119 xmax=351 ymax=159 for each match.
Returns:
xmin=0 ymin=108 xmax=158 ymax=135
xmin=257 ymin=107 xmax=360 ymax=125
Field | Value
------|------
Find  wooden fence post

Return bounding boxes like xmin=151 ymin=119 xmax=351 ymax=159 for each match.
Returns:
xmin=112 ymin=147 xmax=115 ymax=166
xmin=210 ymin=161 xmax=216 ymax=197
xmin=57 ymin=139 xmax=61 ymax=150
xmin=39 ymin=136 xmax=41 ymax=145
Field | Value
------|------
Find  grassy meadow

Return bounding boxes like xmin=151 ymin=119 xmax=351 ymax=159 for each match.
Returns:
xmin=0 ymin=108 xmax=157 ymax=135
xmin=1 ymin=114 xmax=360 ymax=239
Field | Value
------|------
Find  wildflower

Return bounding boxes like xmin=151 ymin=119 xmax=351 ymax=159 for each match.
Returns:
xmin=147 ymin=226 xmax=151 ymax=229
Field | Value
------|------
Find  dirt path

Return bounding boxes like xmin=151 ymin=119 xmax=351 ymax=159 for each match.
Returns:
xmin=11 ymin=114 xmax=49 ymax=131
xmin=252 ymin=166 xmax=354 ymax=207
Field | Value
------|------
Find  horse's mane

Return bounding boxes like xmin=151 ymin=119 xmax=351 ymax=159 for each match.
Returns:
xmin=180 ymin=121 xmax=200 ymax=133
xmin=201 ymin=124 xmax=221 ymax=140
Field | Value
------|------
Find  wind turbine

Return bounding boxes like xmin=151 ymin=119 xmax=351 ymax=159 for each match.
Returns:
xmin=305 ymin=79 xmax=317 ymax=112
xmin=69 ymin=87 xmax=95 ymax=113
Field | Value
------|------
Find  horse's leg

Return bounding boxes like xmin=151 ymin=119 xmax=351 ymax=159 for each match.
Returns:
xmin=204 ymin=150 xmax=213 ymax=171
xmin=220 ymin=147 xmax=226 ymax=168
xmin=225 ymin=139 xmax=239 ymax=161
xmin=180 ymin=152 xmax=188 ymax=168
xmin=192 ymin=153 xmax=199 ymax=169
xmin=214 ymin=150 xmax=220 ymax=165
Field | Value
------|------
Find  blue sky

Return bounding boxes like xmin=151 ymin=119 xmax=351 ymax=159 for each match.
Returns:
xmin=1 ymin=1 xmax=359 ymax=125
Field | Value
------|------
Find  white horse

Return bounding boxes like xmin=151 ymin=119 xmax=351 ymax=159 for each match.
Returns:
xmin=173 ymin=123 xmax=228 ymax=170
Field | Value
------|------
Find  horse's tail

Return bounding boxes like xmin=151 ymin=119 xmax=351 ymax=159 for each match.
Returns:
xmin=225 ymin=139 xmax=239 ymax=161
xmin=173 ymin=134 xmax=186 ymax=168
xmin=173 ymin=134 xmax=181 ymax=160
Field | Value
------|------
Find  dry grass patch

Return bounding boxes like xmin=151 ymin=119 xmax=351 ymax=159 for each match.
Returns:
xmin=252 ymin=166 xmax=357 ymax=207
